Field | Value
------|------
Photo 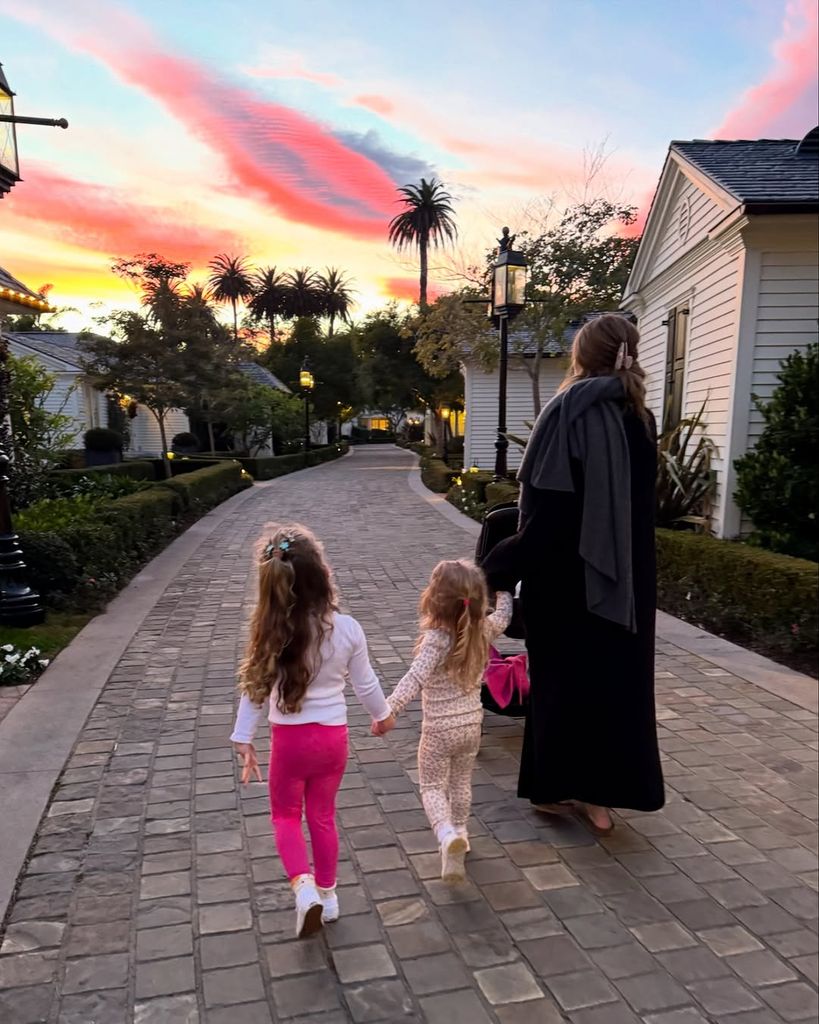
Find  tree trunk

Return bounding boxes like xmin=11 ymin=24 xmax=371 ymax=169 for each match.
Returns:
xmin=531 ymin=342 xmax=544 ymax=417
xmin=232 ymin=298 xmax=239 ymax=343
xmin=419 ymin=233 xmax=428 ymax=309
xmin=269 ymin=315 xmax=276 ymax=345
xmin=154 ymin=410 xmax=172 ymax=478
xmin=328 ymin=312 xmax=335 ymax=339
xmin=206 ymin=416 xmax=216 ymax=454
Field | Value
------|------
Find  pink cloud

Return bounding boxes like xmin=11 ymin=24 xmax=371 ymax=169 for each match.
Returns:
xmin=3 ymin=2 xmax=401 ymax=241
xmin=714 ymin=0 xmax=818 ymax=139
xmin=382 ymin=276 xmax=444 ymax=303
xmin=243 ymin=57 xmax=341 ymax=88
xmin=5 ymin=164 xmax=240 ymax=260
xmin=353 ymin=94 xmax=395 ymax=116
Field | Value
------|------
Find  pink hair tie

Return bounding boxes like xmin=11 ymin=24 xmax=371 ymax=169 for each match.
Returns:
xmin=463 ymin=598 xmax=470 ymax=608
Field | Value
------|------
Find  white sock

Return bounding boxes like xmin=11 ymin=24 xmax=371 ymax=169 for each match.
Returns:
xmin=436 ymin=822 xmax=457 ymax=846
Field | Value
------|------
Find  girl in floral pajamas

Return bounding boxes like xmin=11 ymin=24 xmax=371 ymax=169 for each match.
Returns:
xmin=376 ymin=560 xmax=513 ymax=881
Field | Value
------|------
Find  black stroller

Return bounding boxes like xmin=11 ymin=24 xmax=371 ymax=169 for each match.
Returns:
xmin=476 ymin=503 xmax=528 ymax=718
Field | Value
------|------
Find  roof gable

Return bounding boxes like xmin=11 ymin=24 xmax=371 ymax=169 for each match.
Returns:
xmin=2 ymin=331 xmax=87 ymax=370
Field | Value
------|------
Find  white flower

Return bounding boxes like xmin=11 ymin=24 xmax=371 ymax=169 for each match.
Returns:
xmin=5 ymin=653 xmax=20 ymax=664
xmin=39 ymin=659 xmax=50 ymax=668
xmin=1 ymin=644 xmax=13 ymax=652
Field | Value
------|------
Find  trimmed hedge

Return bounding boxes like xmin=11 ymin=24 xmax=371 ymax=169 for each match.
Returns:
xmin=656 ymin=530 xmax=817 ymax=665
xmin=485 ymin=480 xmax=520 ymax=508
xmin=50 ymin=460 xmax=158 ymax=484
xmin=459 ymin=471 xmax=494 ymax=503
xmin=421 ymin=457 xmax=455 ymax=493
xmin=19 ymin=463 xmax=250 ymax=605
xmin=236 ymin=444 xmax=348 ymax=480
xmin=157 ymin=461 xmax=249 ymax=512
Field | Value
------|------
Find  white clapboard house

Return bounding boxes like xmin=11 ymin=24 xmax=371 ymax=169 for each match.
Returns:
xmin=4 ymin=331 xmax=289 ymax=457
xmin=621 ymin=127 xmax=819 ymax=538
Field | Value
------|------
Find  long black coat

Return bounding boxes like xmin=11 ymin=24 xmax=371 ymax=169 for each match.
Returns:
xmin=484 ymin=411 xmax=665 ymax=812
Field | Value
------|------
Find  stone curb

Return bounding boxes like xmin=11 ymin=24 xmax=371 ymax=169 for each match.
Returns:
xmin=405 ymin=448 xmax=816 ymax=713
xmin=0 ymin=453 xmax=350 ymax=926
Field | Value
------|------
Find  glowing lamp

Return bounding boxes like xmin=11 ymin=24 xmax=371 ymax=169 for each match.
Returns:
xmin=299 ymin=368 xmax=314 ymax=391
xmin=491 ymin=228 xmax=528 ymax=319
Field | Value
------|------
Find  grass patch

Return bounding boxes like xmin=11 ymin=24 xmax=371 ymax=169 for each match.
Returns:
xmin=0 ymin=611 xmax=93 ymax=668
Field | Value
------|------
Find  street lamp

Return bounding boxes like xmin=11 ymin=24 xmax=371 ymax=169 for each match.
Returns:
xmin=490 ymin=227 xmax=528 ymax=479
xmin=300 ymin=364 xmax=314 ymax=466
xmin=440 ymin=404 xmax=450 ymax=463
xmin=1 ymin=63 xmax=68 ymax=199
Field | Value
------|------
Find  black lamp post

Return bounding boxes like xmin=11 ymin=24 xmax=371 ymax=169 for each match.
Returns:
xmin=440 ymin=404 xmax=450 ymax=463
xmin=490 ymin=228 xmax=528 ymax=480
xmin=299 ymin=364 xmax=314 ymax=467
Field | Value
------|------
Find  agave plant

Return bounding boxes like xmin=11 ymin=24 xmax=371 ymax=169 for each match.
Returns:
xmin=656 ymin=400 xmax=716 ymax=529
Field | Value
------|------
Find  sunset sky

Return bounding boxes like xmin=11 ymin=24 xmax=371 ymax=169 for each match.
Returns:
xmin=1 ymin=0 xmax=817 ymax=332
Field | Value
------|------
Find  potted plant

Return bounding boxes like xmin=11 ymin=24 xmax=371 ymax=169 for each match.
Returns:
xmin=83 ymin=427 xmax=124 ymax=467
xmin=171 ymin=431 xmax=200 ymax=456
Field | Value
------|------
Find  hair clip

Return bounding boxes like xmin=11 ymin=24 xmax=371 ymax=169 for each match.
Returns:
xmin=462 ymin=598 xmax=471 ymax=608
xmin=614 ymin=342 xmax=634 ymax=371
xmin=262 ymin=536 xmax=294 ymax=561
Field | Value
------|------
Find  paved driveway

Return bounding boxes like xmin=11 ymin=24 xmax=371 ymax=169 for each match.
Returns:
xmin=0 ymin=447 xmax=816 ymax=1024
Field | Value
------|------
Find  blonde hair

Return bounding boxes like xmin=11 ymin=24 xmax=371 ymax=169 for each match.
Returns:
xmin=560 ymin=313 xmax=648 ymax=421
xmin=418 ymin=559 xmax=490 ymax=691
xmin=240 ymin=523 xmax=337 ymax=712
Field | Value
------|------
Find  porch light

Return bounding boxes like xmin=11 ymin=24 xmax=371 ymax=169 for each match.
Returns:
xmin=491 ymin=227 xmax=528 ymax=319
xmin=299 ymin=368 xmax=315 ymax=391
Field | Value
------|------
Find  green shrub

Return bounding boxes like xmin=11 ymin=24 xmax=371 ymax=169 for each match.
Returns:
xmin=459 ymin=470 xmax=493 ymax=503
xmin=657 ymin=400 xmax=716 ymax=528
xmin=421 ymin=457 xmax=455 ymax=493
xmin=16 ymin=495 xmax=100 ymax=532
xmin=734 ymin=344 xmax=818 ymax=561
xmin=84 ymin=427 xmax=124 ymax=451
xmin=50 ymin=460 xmax=157 ymax=484
xmin=237 ymin=444 xmax=347 ymax=480
xmin=157 ymin=461 xmax=248 ymax=512
xmin=47 ymin=473 xmax=151 ymax=501
xmin=656 ymin=529 xmax=817 ymax=662
xmin=17 ymin=531 xmax=81 ymax=599
xmin=172 ymin=431 xmax=199 ymax=449
xmin=486 ymin=480 xmax=520 ymax=508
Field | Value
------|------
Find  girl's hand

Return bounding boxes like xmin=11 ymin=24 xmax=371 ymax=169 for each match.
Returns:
xmin=234 ymin=742 xmax=262 ymax=784
xmin=372 ymin=714 xmax=396 ymax=737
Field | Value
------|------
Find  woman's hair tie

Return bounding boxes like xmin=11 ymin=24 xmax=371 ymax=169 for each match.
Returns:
xmin=615 ymin=342 xmax=634 ymax=371
xmin=462 ymin=597 xmax=471 ymax=608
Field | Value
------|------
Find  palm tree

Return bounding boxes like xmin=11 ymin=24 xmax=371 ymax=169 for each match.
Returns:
xmin=388 ymin=177 xmax=457 ymax=308
xmin=284 ymin=268 xmax=321 ymax=319
xmin=248 ymin=266 xmax=288 ymax=344
xmin=317 ymin=268 xmax=354 ymax=337
xmin=208 ymin=254 xmax=254 ymax=342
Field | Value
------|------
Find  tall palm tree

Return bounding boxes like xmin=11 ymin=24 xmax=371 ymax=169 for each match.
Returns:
xmin=248 ymin=266 xmax=288 ymax=344
xmin=207 ymin=254 xmax=254 ymax=342
xmin=284 ymin=268 xmax=321 ymax=320
xmin=388 ymin=177 xmax=457 ymax=308
xmin=316 ymin=268 xmax=354 ymax=337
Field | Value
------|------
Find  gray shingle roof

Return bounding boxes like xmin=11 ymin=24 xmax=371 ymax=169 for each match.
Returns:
xmin=0 ymin=265 xmax=44 ymax=300
xmin=508 ymin=311 xmax=636 ymax=356
xmin=2 ymin=331 xmax=87 ymax=369
xmin=238 ymin=363 xmax=290 ymax=393
xmin=672 ymin=135 xmax=819 ymax=209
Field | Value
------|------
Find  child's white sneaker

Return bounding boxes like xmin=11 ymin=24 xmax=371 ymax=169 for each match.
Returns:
xmin=318 ymin=885 xmax=339 ymax=923
xmin=441 ymin=832 xmax=468 ymax=882
xmin=454 ymin=826 xmax=471 ymax=853
xmin=293 ymin=875 xmax=323 ymax=938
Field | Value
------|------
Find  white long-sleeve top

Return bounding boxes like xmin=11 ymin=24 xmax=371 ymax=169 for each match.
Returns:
xmin=230 ymin=613 xmax=391 ymax=742
xmin=387 ymin=593 xmax=514 ymax=732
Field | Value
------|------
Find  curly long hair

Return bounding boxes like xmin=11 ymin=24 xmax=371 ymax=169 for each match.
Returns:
xmin=240 ymin=523 xmax=338 ymax=713
xmin=560 ymin=312 xmax=648 ymax=421
xmin=418 ymin=559 xmax=490 ymax=691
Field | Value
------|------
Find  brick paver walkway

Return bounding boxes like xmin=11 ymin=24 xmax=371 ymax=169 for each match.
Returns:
xmin=0 ymin=447 xmax=817 ymax=1024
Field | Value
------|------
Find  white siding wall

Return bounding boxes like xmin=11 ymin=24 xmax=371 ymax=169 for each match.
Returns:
xmin=463 ymin=357 xmax=567 ymax=471
xmin=652 ymin=175 xmax=726 ymax=280
xmin=128 ymin=406 xmax=190 ymax=455
xmin=631 ymin=238 xmax=743 ymax=533
xmin=747 ymin=249 xmax=819 ymax=446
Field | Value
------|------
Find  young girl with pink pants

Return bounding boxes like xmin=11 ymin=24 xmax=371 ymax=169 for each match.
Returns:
xmin=231 ymin=524 xmax=394 ymax=938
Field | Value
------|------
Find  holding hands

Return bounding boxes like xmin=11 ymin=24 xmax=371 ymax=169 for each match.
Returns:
xmin=371 ymin=713 xmax=396 ymax=737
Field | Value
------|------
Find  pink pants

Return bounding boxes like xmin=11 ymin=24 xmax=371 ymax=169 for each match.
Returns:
xmin=268 ymin=723 xmax=348 ymax=889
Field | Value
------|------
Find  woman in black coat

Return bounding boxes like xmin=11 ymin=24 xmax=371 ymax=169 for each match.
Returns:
xmin=483 ymin=314 xmax=664 ymax=835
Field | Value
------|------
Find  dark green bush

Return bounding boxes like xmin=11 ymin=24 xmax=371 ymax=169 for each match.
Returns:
xmin=237 ymin=444 xmax=347 ymax=480
xmin=50 ymin=460 xmax=157 ymax=484
xmin=734 ymin=344 xmax=818 ymax=561
xmin=17 ymin=531 xmax=81 ymax=599
xmin=459 ymin=470 xmax=493 ymax=503
xmin=172 ymin=432 xmax=199 ymax=449
xmin=158 ymin=461 xmax=249 ymax=512
xmin=84 ymin=427 xmax=124 ymax=452
xmin=486 ymin=480 xmax=520 ymax=508
xmin=421 ymin=457 xmax=455 ymax=493
xmin=656 ymin=529 xmax=817 ymax=664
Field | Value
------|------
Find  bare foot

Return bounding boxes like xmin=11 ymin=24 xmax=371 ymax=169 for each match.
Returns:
xmin=574 ymin=802 xmax=614 ymax=835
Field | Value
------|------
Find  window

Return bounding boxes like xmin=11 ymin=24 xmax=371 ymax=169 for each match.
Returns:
xmin=663 ymin=305 xmax=689 ymax=430
xmin=368 ymin=418 xmax=389 ymax=431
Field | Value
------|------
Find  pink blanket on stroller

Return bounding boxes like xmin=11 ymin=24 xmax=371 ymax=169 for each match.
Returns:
xmin=484 ymin=646 xmax=530 ymax=709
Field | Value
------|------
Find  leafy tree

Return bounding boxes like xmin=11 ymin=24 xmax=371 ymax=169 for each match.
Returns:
xmin=80 ymin=313 xmax=189 ymax=476
xmin=734 ymin=344 xmax=818 ymax=560
xmin=264 ymin=318 xmax=360 ymax=421
xmin=388 ymin=177 xmax=457 ymax=308
xmin=208 ymin=254 xmax=255 ymax=342
xmin=248 ymin=266 xmax=288 ymax=344
xmin=211 ymin=377 xmax=303 ymax=456
xmin=316 ymin=267 xmax=354 ymax=337
xmin=414 ymin=199 xmax=639 ymax=416
xmin=0 ymin=355 xmax=76 ymax=509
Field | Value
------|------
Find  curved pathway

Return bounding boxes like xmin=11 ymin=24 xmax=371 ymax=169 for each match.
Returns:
xmin=0 ymin=447 xmax=816 ymax=1024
